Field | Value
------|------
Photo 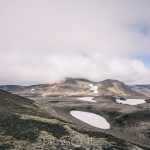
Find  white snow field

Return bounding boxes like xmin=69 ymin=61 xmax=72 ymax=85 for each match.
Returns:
xmin=70 ymin=111 xmax=110 ymax=129
xmin=42 ymin=93 xmax=50 ymax=98
xmin=116 ymin=99 xmax=146 ymax=105
xmin=76 ymin=97 xmax=96 ymax=102
xmin=89 ymin=84 xmax=98 ymax=94
xmin=42 ymin=94 xmax=47 ymax=99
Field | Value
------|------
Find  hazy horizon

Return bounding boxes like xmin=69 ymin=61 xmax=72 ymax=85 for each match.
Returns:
xmin=1 ymin=0 xmax=150 ymax=85
xmin=0 ymin=77 xmax=150 ymax=86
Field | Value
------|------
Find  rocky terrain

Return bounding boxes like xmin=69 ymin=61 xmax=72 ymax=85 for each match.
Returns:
xmin=0 ymin=78 xmax=150 ymax=150
xmin=0 ymin=78 xmax=146 ymax=98
xmin=131 ymin=84 xmax=150 ymax=97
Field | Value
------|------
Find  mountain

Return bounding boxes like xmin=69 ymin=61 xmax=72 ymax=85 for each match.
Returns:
xmin=0 ymin=84 xmax=49 ymax=93
xmin=98 ymin=79 xmax=144 ymax=97
xmin=0 ymin=89 xmax=71 ymax=149
xmin=131 ymin=84 xmax=150 ymax=97
xmin=0 ymin=87 xmax=149 ymax=149
xmin=0 ymin=78 xmax=93 ymax=97
xmin=0 ymin=90 xmax=144 ymax=150
xmin=64 ymin=77 xmax=91 ymax=83
xmin=0 ymin=78 xmax=145 ymax=98
xmin=0 ymin=89 xmax=37 ymax=114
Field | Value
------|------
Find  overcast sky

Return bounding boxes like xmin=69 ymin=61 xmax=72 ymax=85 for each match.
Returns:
xmin=1 ymin=0 xmax=150 ymax=85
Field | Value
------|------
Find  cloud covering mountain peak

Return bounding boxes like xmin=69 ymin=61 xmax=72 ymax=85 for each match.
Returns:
xmin=0 ymin=0 xmax=150 ymax=84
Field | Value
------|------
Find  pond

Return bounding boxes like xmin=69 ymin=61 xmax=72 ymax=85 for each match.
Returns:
xmin=70 ymin=110 xmax=110 ymax=129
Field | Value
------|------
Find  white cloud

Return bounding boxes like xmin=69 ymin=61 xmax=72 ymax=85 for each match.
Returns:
xmin=0 ymin=0 xmax=150 ymax=84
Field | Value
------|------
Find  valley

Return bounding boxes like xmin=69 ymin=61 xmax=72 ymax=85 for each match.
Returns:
xmin=0 ymin=78 xmax=150 ymax=149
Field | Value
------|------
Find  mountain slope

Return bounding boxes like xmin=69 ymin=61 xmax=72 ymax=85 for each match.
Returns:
xmin=0 ymin=78 xmax=145 ymax=98
xmin=131 ymin=84 xmax=150 ymax=97
xmin=0 ymin=84 xmax=49 ymax=93
xmin=0 ymin=90 xmax=143 ymax=149
xmin=99 ymin=79 xmax=144 ymax=97
xmin=0 ymin=90 xmax=70 ymax=149
xmin=0 ymin=89 xmax=37 ymax=114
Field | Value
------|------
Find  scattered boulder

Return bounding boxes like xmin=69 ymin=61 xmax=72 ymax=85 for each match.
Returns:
xmin=145 ymin=99 xmax=150 ymax=103
xmin=119 ymin=97 xmax=126 ymax=100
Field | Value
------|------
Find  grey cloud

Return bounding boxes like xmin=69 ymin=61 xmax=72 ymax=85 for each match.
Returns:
xmin=0 ymin=0 xmax=150 ymax=84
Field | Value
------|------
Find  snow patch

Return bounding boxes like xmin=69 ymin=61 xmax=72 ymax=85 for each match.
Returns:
xmin=116 ymin=99 xmax=146 ymax=105
xmin=76 ymin=97 xmax=96 ymax=102
xmin=70 ymin=111 xmax=110 ymax=129
xmin=89 ymin=84 xmax=98 ymax=94
xmin=31 ymin=89 xmax=35 ymax=91
xmin=42 ymin=94 xmax=46 ymax=99
xmin=42 ymin=93 xmax=51 ymax=99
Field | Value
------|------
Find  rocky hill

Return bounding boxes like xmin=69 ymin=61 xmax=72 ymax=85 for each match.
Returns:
xmin=1 ymin=89 xmax=147 ymax=149
xmin=131 ymin=84 xmax=150 ymax=97
xmin=99 ymin=79 xmax=144 ymax=97
xmin=0 ymin=89 xmax=37 ymax=114
xmin=0 ymin=78 xmax=145 ymax=98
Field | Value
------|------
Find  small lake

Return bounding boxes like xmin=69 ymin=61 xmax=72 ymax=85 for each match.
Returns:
xmin=76 ymin=97 xmax=96 ymax=102
xmin=70 ymin=110 xmax=110 ymax=129
xmin=116 ymin=99 xmax=146 ymax=105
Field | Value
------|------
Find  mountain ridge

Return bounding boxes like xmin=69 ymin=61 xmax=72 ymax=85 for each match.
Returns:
xmin=0 ymin=78 xmax=146 ymax=98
